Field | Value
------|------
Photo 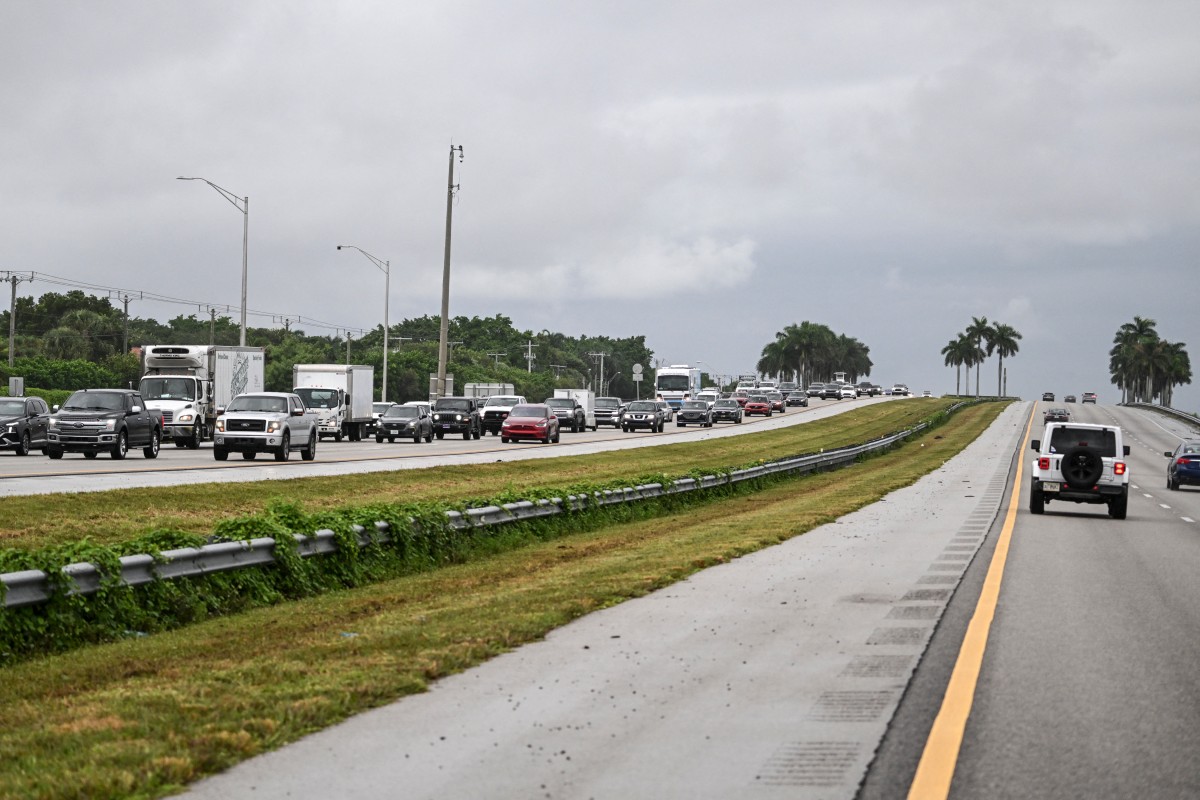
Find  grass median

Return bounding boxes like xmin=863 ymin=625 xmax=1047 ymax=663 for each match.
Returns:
xmin=0 ymin=400 xmax=1008 ymax=799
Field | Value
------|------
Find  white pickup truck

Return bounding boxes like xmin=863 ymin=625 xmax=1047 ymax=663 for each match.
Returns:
xmin=1029 ymin=422 xmax=1130 ymax=519
xmin=214 ymin=392 xmax=318 ymax=462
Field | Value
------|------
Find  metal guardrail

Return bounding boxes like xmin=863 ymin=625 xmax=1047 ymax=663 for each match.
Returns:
xmin=1126 ymin=402 xmax=1200 ymax=428
xmin=2 ymin=411 xmax=956 ymax=609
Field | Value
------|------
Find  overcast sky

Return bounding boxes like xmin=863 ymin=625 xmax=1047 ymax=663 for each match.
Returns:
xmin=4 ymin=1 xmax=1198 ymax=409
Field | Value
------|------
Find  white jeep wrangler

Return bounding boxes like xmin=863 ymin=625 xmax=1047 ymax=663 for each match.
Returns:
xmin=1029 ymin=422 xmax=1130 ymax=519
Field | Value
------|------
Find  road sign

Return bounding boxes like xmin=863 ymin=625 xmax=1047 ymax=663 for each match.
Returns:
xmin=632 ymin=364 xmax=643 ymax=374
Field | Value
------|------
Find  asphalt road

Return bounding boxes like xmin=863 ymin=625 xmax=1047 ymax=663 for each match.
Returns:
xmin=0 ymin=396 xmax=881 ymax=496
xmin=862 ymin=401 xmax=1200 ymax=799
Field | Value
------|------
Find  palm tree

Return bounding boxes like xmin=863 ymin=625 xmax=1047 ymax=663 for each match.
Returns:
xmin=1109 ymin=316 xmax=1158 ymax=403
xmin=989 ymin=322 xmax=1022 ymax=397
xmin=941 ymin=334 xmax=975 ymax=396
xmin=965 ymin=316 xmax=991 ymax=397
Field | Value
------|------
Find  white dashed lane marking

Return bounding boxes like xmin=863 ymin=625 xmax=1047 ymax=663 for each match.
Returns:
xmin=1183 ymin=517 xmax=1195 ymax=523
xmin=1160 ymin=504 xmax=1172 ymax=509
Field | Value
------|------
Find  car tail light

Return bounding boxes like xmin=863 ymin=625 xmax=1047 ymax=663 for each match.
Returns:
xmin=1176 ymin=457 xmax=1190 ymax=466
xmin=1038 ymin=457 xmax=1051 ymax=470
xmin=1114 ymin=462 xmax=1126 ymax=475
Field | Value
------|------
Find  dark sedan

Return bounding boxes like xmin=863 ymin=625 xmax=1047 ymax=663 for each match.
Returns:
xmin=711 ymin=398 xmax=743 ymax=424
xmin=785 ymin=391 xmax=808 ymax=407
xmin=806 ymin=382 xmax=825 ymax=398
xmin=676 ymin=400 xmax=713 ymax=427
xmin=621 ymin=400 xmax=664 ymax=432
xmin=1043 ymin=407 xmax=1070 ymax=423
xmin=1165 ymin=440 xmax=1200 ymax=490
xmin=375 ymin=404 xmax=433 ymax=443
xmin=501 ymin=404 xmax=560 ymax=444
xmin=0 ymin=395 xmax=52 ymax=456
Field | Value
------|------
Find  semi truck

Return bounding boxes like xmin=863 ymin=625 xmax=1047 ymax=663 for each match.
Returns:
xmin=292 ymin=364 xmax=375 ymax=441
xmin=138 ymin=344 xmax=265 ymax=448
xmin=654 ymin=365 xmax=702 ymax=409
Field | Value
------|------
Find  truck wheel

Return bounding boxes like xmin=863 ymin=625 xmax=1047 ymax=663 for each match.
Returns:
xmin=15 ymin=431 xmax=30 ymax=456
xmin=462 ymin=429 xmax=471 ymax=440
xmin=571 ymin=419 xmax=579 ymax=433
xmin=1029 ymin=484 xmax=1045 ymax=514
xmin=186 ymin=422 xmax=203 ymax=449
xmin=301 ymin=432 xmax=317 ymax=461
xmin=334 ymin=431 xmax=344 ymax=443
xmin=472 ymin=426 xmax=480 ymax=440
xmin=553 ymin=429 xmax=560 ymax=443
xmin=376 ymin=435 xmax=384 ymax=444
xmin=274 ymin=433 xmax=291 ymax=462
xmin=412 ymin=430 xmax=420 ymax=443
xmin=111 ymin=431 xmax=128 ymax=460
xmin=501 ymin=436 xmax=510 ymax=443
xmin=425 ymin=429 xmax=433 ymax=443
xmin=47 ymin=446 xmax=63 ymax=460
xmin=213 ymin=447 xmax=228 ymax=461
xmin=143 ymin=429 xmax=160 ymax=459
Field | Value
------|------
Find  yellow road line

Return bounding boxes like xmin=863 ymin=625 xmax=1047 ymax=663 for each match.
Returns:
xmin=908 ymin=404 xmax=1036 ymax=799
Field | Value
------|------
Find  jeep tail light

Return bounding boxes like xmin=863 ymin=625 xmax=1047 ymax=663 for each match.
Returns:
xmin=1114 ymin=462 xmax=1126 ymax=476
xmin=1038 ymin=457 xmax=1051 ymax=470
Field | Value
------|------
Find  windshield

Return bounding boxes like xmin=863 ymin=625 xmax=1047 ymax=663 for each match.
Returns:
xmin=434 ymin=399 xmax=471 ymax=412
xmin=655 ymin=375 xmax=691 ymax=391
xmin=748 ymin=395 xmax=768 ymax=402
xmin=545 ymin=399 xmax=572 ymax=408
xmin=595 ymin=398 xmax=620 ymax=408
xmin=373 ymin=403 xmax=392 ymax=414
xmin=0 ymin=399 xmax=25 ymax=416
xmin=510 ymin=405 xmax=546 ymax=417
xmin=714 ymin=400 xmax=738 ymax=408
xmin=626 ymin=401 xmax=657 ymax=412
xmin=682 ymin=401 xmax=707 ymax=410
xmin=295 ymin=388 xmax=338 ymax=409
xmin=139 ymin=377 xmax=197 ymax=401
xmin=226 ymin=395 xmax=288 ymax=414
xmin=485 ymin=396 xmax=522 ymax=406
xmin=62 ymin=392 xmax=125 ymax=411
xmin=384 ymin=406 xmax=418 ymax=419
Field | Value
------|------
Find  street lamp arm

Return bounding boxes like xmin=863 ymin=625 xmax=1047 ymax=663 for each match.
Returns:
xmin=177 ymin=177 xmax=246 ymax=213
xmin=336 ymin=245 xmax=388 ymax=275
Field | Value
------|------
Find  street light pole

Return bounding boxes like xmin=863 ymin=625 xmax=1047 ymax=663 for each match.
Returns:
xmin=436 ymin=144 xmax=464 ymax=399
xmin=177 ymin=177 xmax=249 ymax=346
xmin=338 ymin=245 xmax=390 ymax=402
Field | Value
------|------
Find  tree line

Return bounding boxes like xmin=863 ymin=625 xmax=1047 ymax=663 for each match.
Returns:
xmin=940 ymin=317 xmax=1022 ymax=397
xmin=756 ymin=321 xmax=873 ymax=385
xmin=1 ymin=290 xmax=655 ymax=402
xmin=1109 ymin=316 xmax=1191 ymax=406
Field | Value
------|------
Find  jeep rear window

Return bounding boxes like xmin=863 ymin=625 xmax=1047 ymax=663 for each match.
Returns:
xmin=1048 ymin=428 xmax=1116 ymax=457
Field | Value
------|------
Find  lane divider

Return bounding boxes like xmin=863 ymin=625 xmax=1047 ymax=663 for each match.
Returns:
xmin=907 ymin=403 xmax=1037 ymax=799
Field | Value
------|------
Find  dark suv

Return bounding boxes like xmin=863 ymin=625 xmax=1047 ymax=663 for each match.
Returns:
xmin=0 ymin=395 xmax=51 ymax=456
xmin=431 ymin=397 xmax=481 ymax=440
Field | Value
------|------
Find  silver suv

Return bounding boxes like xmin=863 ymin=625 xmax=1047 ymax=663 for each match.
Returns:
xmin=214 ymin=392 xmax=318 ymax=462
xmin=1029 ymin=422 xmax=1129 ymax=519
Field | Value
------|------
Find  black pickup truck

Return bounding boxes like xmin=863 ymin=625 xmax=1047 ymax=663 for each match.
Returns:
xmin=47 ymin=389 xmax=163 ymax=460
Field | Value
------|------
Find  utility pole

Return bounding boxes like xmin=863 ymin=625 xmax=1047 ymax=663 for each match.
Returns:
xmin=208 ymin=307 xmax=216 ymax=346
xmin=588 ymin=352 xmax=609 ymax=394
xmin=435 ymin=143 xmax=464 ymax=400
xmin=550 ymin=364 xmax=568 ymax=378
xmin=524 ymin=339 xmax=538 ymax=373
xmin=6 ymin=272 xmax=33 ymax=368
xmin=487 ymin=352 xmax=506 ymax=367
xmin=121 ymin=294 xmax=132 ymax=354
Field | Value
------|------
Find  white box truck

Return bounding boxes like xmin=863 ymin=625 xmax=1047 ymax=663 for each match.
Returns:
xmin=292 ymin=364 xmax=375 ymax=442
xmin=551 ymin=388 xmax=597 ymax=431
xmin=139 ymin=345 xmax=265 ymax=448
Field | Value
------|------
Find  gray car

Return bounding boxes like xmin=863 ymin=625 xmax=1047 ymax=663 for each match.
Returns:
xmin=376 ymin=404 xmax=433 ymax=443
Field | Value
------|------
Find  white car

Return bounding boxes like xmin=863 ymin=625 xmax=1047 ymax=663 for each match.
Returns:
xmin=838 ymin=384 xmax=857 ymax=400
xmin=214 ymin=392 xmax=318 ymax=462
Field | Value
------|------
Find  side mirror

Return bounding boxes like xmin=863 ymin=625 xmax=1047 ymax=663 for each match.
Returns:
xmin=52 ymin=404 xmax=60 ymax=413
xmin=130 ymin=405 xmax=143 ymax=414
xmin=292 ymin=408 xmax=305 ymax=417
xmin=1165 ymin=451 xmax=1174 ymax=458
xmin=1030 ymin=440 xmax=1040 ymax=451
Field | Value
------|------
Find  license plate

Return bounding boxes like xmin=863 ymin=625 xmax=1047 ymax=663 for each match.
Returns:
xmin=1042 ymin=482 xmax=1060 ymax=492
xmin=442 ymin=424 xmax=452 ymax=429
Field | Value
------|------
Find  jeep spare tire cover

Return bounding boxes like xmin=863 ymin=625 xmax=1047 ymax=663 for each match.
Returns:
xmin=1061 ymin=447 xmax=1104 ymax=489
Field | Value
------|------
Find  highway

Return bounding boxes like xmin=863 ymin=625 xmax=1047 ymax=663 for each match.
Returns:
xmin=0 ymin=396 xmax=877 ymax=496
xmin=862 ymin=401 xmax=1200 ymax=798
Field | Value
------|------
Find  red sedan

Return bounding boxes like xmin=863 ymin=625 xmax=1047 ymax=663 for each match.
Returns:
xmin=500 ymin=404 xmax=560 ymax=443
xmin=733 ymin=390 xmax=751 ymax=407
xmin=743 ymin=395 xmax=772 ymax=417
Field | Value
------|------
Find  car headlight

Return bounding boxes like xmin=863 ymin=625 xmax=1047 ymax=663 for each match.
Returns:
xmin=104 ymin=419 xmax=116 ymax=431
xmin=216 ymin=420 xmax=226 ymax=432
xmin=177 ymin=413 xmax=194 ymax=423
xmin=267 ymin=420 xmax=283 ymax=433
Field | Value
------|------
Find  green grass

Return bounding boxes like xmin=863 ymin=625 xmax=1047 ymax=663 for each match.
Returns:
xmin=0 ymin=400 xmax=1008 ymax=799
